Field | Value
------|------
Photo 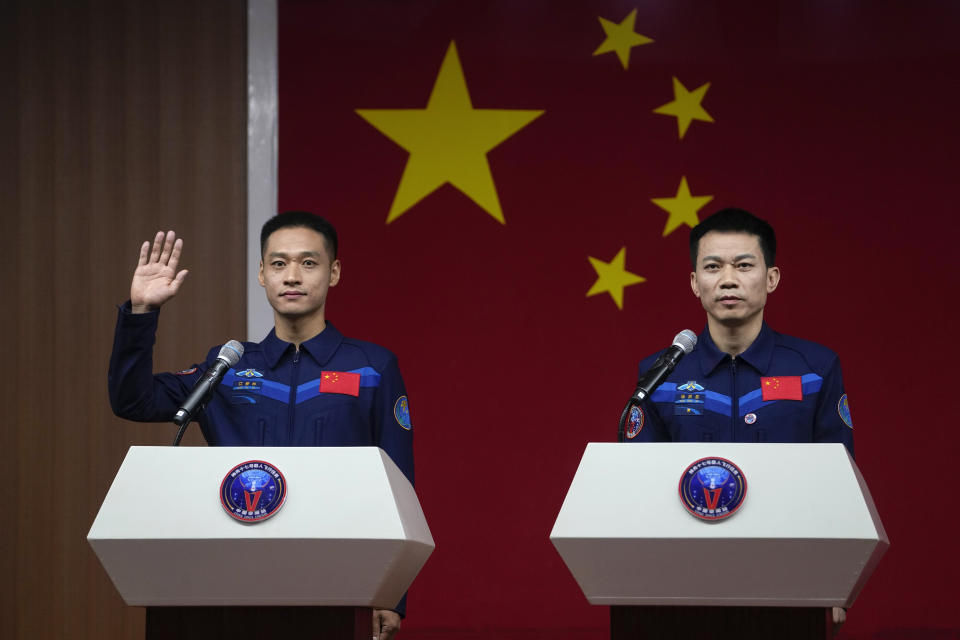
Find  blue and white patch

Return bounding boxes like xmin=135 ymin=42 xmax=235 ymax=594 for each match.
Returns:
xmin=838 ymin=394 xmax=853 ymax=428
xmin=235 ymin=368 xmax=264 ymax=378
xmin=678 ymin=457 xmax=747 ymax=522
xmin=220 ymin=460 xmax=286 ymax=523
xmin=675 ymin=382 xmax=705 ymax=416
xmin=625 ymin=405 xmax=644 ymax=439
xmin=394 ymin=395 xmax=412 ymax=430
xmin=744 ymin=412 xmax=757 ymax=425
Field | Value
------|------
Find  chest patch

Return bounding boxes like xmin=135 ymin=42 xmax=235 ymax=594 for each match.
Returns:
xmin=319 ymin=371 xmax=361 ymax=396
xmin=761 ymin=376 xmax=803 ymax=401
xmin=675 ymin=381 xmax=705 ymax=416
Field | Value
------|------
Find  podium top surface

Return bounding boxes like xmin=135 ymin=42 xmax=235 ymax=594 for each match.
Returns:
xmin=552 ymin=442 xmax=885 ymax=541
xmin=89 ymin=446 xmax=427 ymax=542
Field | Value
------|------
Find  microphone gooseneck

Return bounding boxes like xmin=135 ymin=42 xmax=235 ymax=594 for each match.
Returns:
xmin=172 ymin=340 xmax=244 ymax=446
xmin=617 ymin=330 xmax=697 ymax=443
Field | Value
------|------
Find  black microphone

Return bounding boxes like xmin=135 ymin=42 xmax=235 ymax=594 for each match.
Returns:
xmin=618 ymin=330 xmax=697 ymax=443
xmin=172 ymin=340 xmax=244 ymax=437
xmin=631 ymin=330 xmax=698 ymax=402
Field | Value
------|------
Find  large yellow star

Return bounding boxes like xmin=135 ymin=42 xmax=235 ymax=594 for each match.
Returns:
xmin=653 ymin=77 xmax=714 ymax=139
xmin=593 ymin=9 xmax=654 ymax=70
xmin=587 ymin=247 xmax=646 ymax=310
xmin=356 ymin=42 xmax=544 ymax=224
xmin=651 ymin=176 xmax=714 ymax=236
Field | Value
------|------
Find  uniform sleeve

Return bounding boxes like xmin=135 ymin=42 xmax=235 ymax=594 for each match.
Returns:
xmin=107 ymin=301 xmax=206 ymax=422
xmin=371 ymin=353 xmax=414 ymax=618
xmin=372 ymin=353 xmax=415 ymax=486
xmin=812 ymin=354 xmax=855 ymax=457
xmin=626 ymin=355 xmax=671 ymax=442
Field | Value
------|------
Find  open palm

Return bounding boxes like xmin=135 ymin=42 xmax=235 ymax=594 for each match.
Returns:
xmin=130 ymin=231 xmax=189 ymax=312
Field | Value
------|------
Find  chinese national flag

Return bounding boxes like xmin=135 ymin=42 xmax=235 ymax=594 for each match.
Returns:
xmin=318 ymin=371 xmax=360 ymax=396
xmin=761 ymin=376 xmax=802 ymax=401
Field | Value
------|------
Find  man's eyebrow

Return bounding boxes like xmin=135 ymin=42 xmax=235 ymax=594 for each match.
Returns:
xmin=267 ymin=250 xmax=322 ymax=259
xmin=701 ymin=252 xmax=757 ymax=264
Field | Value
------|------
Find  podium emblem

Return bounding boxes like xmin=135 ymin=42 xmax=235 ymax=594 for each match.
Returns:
xmin=220 ymin=460 xmax=287 ymax=523
xmin=678 ymin=457 xmax=747 ymax=521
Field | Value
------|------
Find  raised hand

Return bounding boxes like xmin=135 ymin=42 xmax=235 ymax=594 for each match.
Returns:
xmin=130 ymin=231 xmax=189 ymax=313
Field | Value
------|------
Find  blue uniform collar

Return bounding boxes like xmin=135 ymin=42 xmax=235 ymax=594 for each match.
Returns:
xmin=261 ymin=322 xmax=345 ymax=369
xmin=698 ymin=322 xmax=775 ymax=376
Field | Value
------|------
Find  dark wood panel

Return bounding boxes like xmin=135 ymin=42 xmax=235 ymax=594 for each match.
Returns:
xmin=6 ymin=1 xmax=248 ymax=638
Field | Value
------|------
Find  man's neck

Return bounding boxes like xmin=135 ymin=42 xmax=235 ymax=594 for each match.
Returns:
xmin=707 ymin=315 xmax=763 ymax=357
xmin=274 ymin=312 xmax=326 ymax=347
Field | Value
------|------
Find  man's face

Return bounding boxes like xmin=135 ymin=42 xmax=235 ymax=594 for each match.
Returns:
xmin=258 ymin=226 xmax=341 ymax=319
xmin=690 ymin=231 xmax=780 ymax=328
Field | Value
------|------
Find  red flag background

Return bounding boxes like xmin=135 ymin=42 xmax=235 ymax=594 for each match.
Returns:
xmin=279 ymin=1 xmax=959 ymax=637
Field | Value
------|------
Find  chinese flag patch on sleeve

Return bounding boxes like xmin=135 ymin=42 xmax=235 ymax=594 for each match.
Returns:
xmin=319 ymin=371 xmax=361 ymax=396
xmin=761 ymin=376 xmax=803 ymax=401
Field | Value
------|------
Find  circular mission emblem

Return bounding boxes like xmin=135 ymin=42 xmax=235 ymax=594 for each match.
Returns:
xmin=220 ymin=460 xmax=286 ymax=523
xmin=678 ymin=457 xmax=747 ymax=522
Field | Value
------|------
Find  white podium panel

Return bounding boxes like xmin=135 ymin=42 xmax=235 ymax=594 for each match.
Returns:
xmin=88 ymin=446 xmax=434 ymax=607
xmin=550 ymin=443 xmax=887 ymax=607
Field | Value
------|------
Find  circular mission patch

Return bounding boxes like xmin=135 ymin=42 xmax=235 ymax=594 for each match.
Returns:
xmin=678 ymin=457 xmax=747 ymax=522
xmin=220 ymin=460 xmax=286 ymax=523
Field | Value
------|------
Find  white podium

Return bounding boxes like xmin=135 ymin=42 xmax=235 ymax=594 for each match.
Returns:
xmin=88 ymin=446 xmax=434 ymax=639
xmin=550 ymin=443 xmax=888 ymax=639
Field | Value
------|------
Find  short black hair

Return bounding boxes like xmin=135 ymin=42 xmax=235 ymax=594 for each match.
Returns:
xmin=689 ymin=208 xmax=776 ymax=269
xmin=260 ymin=211 xmax=338 ymax=260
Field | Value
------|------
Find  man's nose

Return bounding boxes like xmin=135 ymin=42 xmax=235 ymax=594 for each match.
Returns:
xmin=283 ymin=264 xmax=301 ymax=283
xmin=719 ymin=265 xmax=738 ymax=287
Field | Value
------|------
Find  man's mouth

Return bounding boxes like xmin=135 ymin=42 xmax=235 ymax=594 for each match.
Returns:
xmin=281 ymin=291 xmax=305 ymax=299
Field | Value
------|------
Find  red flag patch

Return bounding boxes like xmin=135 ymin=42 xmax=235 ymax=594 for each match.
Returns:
xmin=761 ymin=376 xmax=803 ymax=401
xmin=319 ymin=371 xmax=360 ymax=396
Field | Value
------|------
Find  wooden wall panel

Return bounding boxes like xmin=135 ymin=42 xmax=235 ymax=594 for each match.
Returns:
xmin=2 ymin=2 xmax=247 ymax=638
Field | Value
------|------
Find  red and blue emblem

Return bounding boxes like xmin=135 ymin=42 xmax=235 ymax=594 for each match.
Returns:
xmin=678 ymin=457 xmax=747 ymax=522
xmin=625 ymin=405 xmax=644 ymax=439
xmin=220 ymin=460 xmax=286 ymax=523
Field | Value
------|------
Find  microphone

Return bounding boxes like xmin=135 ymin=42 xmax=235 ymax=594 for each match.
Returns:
xmin=172 ymin=340 xmax=244 ymax=431
xmin=631 ymin=330 xmax=698 ymax=402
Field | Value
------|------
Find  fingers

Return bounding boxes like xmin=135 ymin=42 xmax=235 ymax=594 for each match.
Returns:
xmin=146 ymin=231 xmax=180 ymax=267
xmin=372 ymin=609 xmax=401 ymax=640
xmin=170 ymin=269 xmax=189 ymax=293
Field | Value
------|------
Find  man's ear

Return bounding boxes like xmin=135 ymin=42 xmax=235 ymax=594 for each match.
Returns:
xmin=258 ymin=260 xmax=265 ymax=287
xmin=690 ymin=271 xmax=700 ymax=298
xmin=330 ymin=259 xmax=341 ymax=287
xmin=766 ymin=266 xmax=781 ymax=293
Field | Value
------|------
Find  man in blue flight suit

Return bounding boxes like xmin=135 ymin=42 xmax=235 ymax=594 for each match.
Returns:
xmin=625 ymin=207 xmax=854 ymax=628
xmin=108 ymin=211 xmax=411 ymax=640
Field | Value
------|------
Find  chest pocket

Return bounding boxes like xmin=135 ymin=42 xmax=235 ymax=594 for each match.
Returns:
xmin=303 ymin=396 xmax=370 ymax=447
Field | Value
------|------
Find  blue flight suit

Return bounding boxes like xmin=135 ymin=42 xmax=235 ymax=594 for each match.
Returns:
xmin=627 ymin=323 xmax=854 ymax=455
xmin=108 ymin=302 xmax=414 ymax=614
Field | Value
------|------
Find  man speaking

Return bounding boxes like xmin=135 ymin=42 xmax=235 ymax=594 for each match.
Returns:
xmin=625 ymin=207 xmax=853 ymax=452
xmin=108 ymin=211 xmax=412 ymax=639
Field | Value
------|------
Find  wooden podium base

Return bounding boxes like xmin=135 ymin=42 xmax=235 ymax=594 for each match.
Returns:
xmin=146 ymin=606 xmax=372 ymax=640
xmin=611 ymin=605 xmax=828 ymax=640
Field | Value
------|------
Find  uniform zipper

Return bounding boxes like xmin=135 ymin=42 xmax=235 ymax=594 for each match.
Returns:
xmin=730 ymin=356 xmax=738 ymax=441
xmin=288 ymin=348 xmax=300 ymax=443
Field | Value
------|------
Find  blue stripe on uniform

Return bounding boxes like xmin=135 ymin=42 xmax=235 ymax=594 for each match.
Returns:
xmin=223 ymin=367 xmax=382 ymax=404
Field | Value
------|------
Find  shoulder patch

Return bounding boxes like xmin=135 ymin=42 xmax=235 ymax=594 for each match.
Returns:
xmin=394 ymin=395 xmax=412 ymax=430
xmin=176 ymin=367 xmax=197 ymax=375
xmin=838 ymin=394 xmax=853 ymax=428
xmin=625 ymin=405 xmax=644 ymax=439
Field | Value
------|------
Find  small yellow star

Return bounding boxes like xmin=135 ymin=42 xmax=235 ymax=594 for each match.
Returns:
xmin=357 ymin=42 xmax=544 ymax=224
xmin=587 ymin=247 xmax=646 ymax=310
xmin=593 ymin=9 xmax=654 ymax=70
xmin=653 ymin=77 xmax=714 ymax=139
xmin=651 ymin=176 xmax=714 ymax=236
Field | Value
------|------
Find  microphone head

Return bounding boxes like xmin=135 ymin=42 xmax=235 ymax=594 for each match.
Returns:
xmin=672 ymin=330 xmax=698 ymax=354
xmin=217 ymin=340 xmax=244 ymax=367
